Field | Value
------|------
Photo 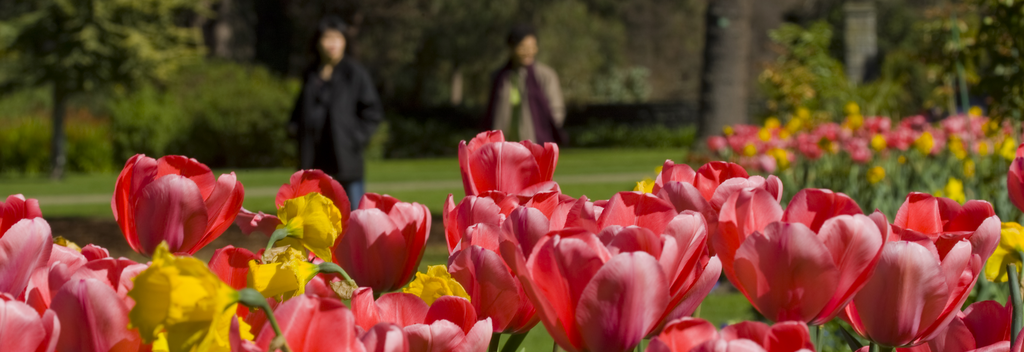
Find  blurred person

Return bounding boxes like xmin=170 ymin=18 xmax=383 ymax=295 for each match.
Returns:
xmin=485 ymin=24 xmax=566 ymax=144
xmin=289 ymin=15 xmax=383 ymax=209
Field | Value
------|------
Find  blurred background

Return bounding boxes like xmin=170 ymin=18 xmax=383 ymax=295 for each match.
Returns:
xmin=5 ymin=0 xmax=1018 ymax=176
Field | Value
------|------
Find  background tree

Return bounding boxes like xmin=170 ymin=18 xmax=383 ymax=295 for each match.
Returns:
xmin=700 ymin=0 xmax=754 ymax=137
xmin=0 ymin=0 xmax=206 ymax=178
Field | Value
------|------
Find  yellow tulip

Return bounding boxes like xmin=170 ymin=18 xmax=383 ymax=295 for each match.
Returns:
xmin=785 ymin=118 xmax=803 ymax=134
xmin=764 ymin=117 xmax=782 ymax=130
xmin=403 ymin=265 xmax=470 ymax=305
xmin=999 ymin=137 xmax=1017 ymax=161
xmin=843 ymin=114 xmax=864 ymax=130
xmin=942 ymin=177 xmax=965 ymax=204
xmin=969 ymin=106 xmax=983 ymax=117
xmin=870 ymin=134 xmax=887 ymax=152
xmin=128 ymin=242 xmax=242 ymax=352
xmin=866 ymin=166 xmax=885 ymax=185
xmin=796 ymin=107 xmax=811 ymax=120
xmin=948 ymin=137 xmax=967 ymax=160
xmin=844 ymin=101 xmax=861 ymax=116
xmin=985 ymin=222 xmax=1024 ymax=283
xmin=767 ymin=148 xmax=790 ymax=170
xmin=275 ymin=192 xmax=343 ymax=262
xmin=742 ymin=143 xmax=757 ymax=157
xmin=757 ymin=128 xmax=772 ymax=142
xmin=914 ymin=131 xmax=935 ymax=155
xmin=633 ymin=178 xmax=655 ymax=194
xmin=723 ymin=125 xmax=734 ymax=136
xmin=979 ymin=141 xmax=991 ymax=156
xmin=247 ymin=245 xmax=320 ymax=299
xmin=964 ymin=159 xmax=976 ymax=178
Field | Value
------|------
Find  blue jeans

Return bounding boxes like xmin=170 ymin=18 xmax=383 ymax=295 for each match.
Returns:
xmin=342 ymin=180 xmax=364 ymax=210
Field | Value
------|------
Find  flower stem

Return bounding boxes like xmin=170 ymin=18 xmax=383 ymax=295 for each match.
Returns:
xmin=265 ymin=228 xmax=289 ymax=253
xmin=500 ymin=332 xmax=529 ymax=352
xmin=489 ymin=333 xmax=501 ymax=352
xmin=552 ymin=341 xmax=559 ymax=352
xmin=1009 ymin=263 xmax=1023 ymax=344
xmin=870 ymin=342 xmax=893 ymax=352
xmin=238 ymin=288 xmax=291 ymax=352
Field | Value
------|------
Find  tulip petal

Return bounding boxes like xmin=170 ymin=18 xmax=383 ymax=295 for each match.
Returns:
xmin=894 ymin=193 xmax=944 ymax=235
xmin=507 ymin=206 xmax=551 ymax=256
xmin=814 ymin=215 xmax=884 ymax=324
xmin=194 ymin=172 xmax=245 ymax=252
xmin=716 ymin=188 xmax=782 ymax=279
xmin=1009 ymin=157 xmax=1024 ymax=213
xmin=0 ymin=218 xmax=52 ymax=297
xmin=962 ymin=300 xmax=1012 ymax=347
xmin=233 ymin=208 xmax=281 ymax=237
xmin=851 ymin=241 xmax=949 ymax=347
xmin=405 ymin=320 xmax=465 ymax=352
xmin=654 ymin=160 xmax=697 ymax=194
xmin=156 ymin=155 xmax=216 ymax=200
xmin=208 ymin=246 xmax=258 ymax=290
xmin=377 ymin=293 xmax=431 ymax=328
xmin=763 ymin=321 xmax=814 ymax=351
xmin=134 ymin=175 xmax=209 ymax=255
xmin=597 ymin=192 xmax=677 ymax=235
xmin=255 ymin=294 xmax=365 ymax=352
xmin=576 ymin=252 xmax=668 ymax=352
xmin=361 ymin=323 xmax=409 ymax=352
xmin=449 ymin=246 xmax=533 ymax=333
xmin=112 ymin=155 xmax=157 ymax=251
xmin=782 ymin=189 xmax=863 ymax=233
xmin=649 ymin=318 xmax=718 ymax=352
xmin=0 ymin=297 xmax=59 ymax=352
xmin=732 ymin=223 xmax=839 ymax=322
xmin=336 ymin=209 xmax=407 ymax=292
xmin=467 ymin=142 xmax=542 ymax=195
xmin=1 ymin=194 xmax=42 ymax=236
xmin=51 ymin=279 xmax=139 ymax=352
xmin=694 ymin=162 xmax=749 ymax=202
xmin=661 ymin=256 xmax=722 ymax=327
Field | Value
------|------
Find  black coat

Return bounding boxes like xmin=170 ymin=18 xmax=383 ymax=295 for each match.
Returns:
xmin=290 ymin=58 xmax=383 ymax=182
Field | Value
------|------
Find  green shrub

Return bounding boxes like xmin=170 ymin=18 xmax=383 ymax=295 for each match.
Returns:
xmin=0 ymin=114 xmax=113 ymax=175
xmin=566 ymin=122 xmax=696 ymax=149
xmin=109 ymin=60 xmax=300 ymax=168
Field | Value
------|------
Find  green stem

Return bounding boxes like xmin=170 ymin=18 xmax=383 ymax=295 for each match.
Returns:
xmin=1009 ymin=263 xmax=1023 ymax=344
xmin=833 ymin=321 xmax=864 ymax=351
xmin=809 ymin=325 xmax=818 ymax=350
xmin=870 ymin=343 xmax=894 ymax=352
xmin=238 ymin=288 xmax=291 ymax=352
xmin=552 ymin=341 xmax=559 ymax=352
xmin=500 ymin=332 xmax=529 ymax=352
xmin=317 ymin=262 xmax=356 ymax=283
xmin=489 ymin=333 xmax=501 ymax=352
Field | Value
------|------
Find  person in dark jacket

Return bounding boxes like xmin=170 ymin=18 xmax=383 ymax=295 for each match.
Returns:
xmin=289 ymin=15 xmax=383 ymax=209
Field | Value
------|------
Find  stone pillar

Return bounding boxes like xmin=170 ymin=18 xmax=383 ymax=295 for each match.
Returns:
xmin=844 ymin=2 xmax=878 ymax=84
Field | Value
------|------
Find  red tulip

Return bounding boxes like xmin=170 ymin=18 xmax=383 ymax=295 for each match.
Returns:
xmin=254 ymin=294 xmax=369 ymax=352
xmin=209 ymin=246 xmax=260 ymax=291
xmin=0 ymin=194 xmax=42 ymax=237
xmin=656 ymin=161 xmax=782 ymax=240
xmin=112 ymin=154 xmax=244 ymax=256
xmin=499 ymin=229 xmax=669 ymax=352
xmin=334 ymin=194 xmax=430 ymax=293
xmin=647 ymin=318 xmax=813 ymax=352
xmin=842 ymin=207 xmax=999 ymax=348
xmin=0 ymin=218 xmax=52 ymax=297
xmin=716 ymin=189 xmax=885 ymax=324
xmin=894 ymin=192 xmax=1000 ymax=245
xmin=897 ymin=300 xmax=1012 ymax=352
xmin=597 ymin=192 xmax=678 ymax=235
xmin=0 ymin=293 xmax=59 ymax=352
xmin=361 ymin=323 xmax=410 ymax=352
xmin=459 ymin=130 xmax=560 ymax=197
xmin=351 ymin=288 xmax=492 ymax=352
xmin=50 ymin=278 xmax=141 ymax=352
xmin=1009 ymin=144 xmax=1024 ymax=213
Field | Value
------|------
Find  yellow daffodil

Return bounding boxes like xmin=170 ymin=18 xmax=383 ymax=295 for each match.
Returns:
xmin=785 ymin=117 xmax=803 ymax=134
xmin=937 ymin=177 xmax=965 ymax=204
xmin=969 ymin=106 xmax=983 ymax=117
xmin=128 ymin=242 xmax=243 ymax=352
xmin=870 ymin=134 xmax=887 ymax=152
xmin=742 ymin=143 xmax=757 ymax=157
xmin=404 ymin=265 xmax=470 ymax=305
xmin=867 ymin=166 xmax=885 ymax=185
xmin=633 ymin=178 xmax=655 ymax=194
xmin=767 ymin=148 xmax=790 ymax=170
xmin=276 ymin=192 xmax=343 ymax=262
xmin=247 ymin=245 xmax=320 ymax=299
xmin=948 ymin=137 xmax=967 ymax=160
xmin=985 ymin=222 xmax=1024 ymax=282
xmin=914 ymin=131 xmax=935 ymax=155
xmin=843 ymin=114 xmax=864 ymax=130
xmin=999 ymin=137 xmax=1017 ymax=161
xmin=764 ymin=117 xmax=782 ymax=130
xmin=54 ymin=236 xmax=82 ymax=251
xmin=979 ymin=141 xmax=991 ymax=156
xmin=757 ymin=128 xmax=772 ymax=142
xmin=964 ymin=159 xmax=976 ymax=178
xmin=723 ymin=125 xmax=734 ymax=136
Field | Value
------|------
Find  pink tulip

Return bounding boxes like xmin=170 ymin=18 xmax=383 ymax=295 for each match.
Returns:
xmin=0 ymin=293 xmax=59 ymax=352
xmin=707 ymin=136 xmax=729 ymax=153
xmin=897 ymin=300 xmax=1012 ymax=352
xmin=647 ymin=318 xmax=813 ymax=352
xmin=448 ymin=222 xmax=539 ymax=334
xmin=499 ymin=229 xmax=669 ymax=352
xmin=842 ymin=206 xmax=999 ymax=348
xmin=716 ymin=189 xmax=885 ymax=324
xmin=236 ymin=169 xmax=352 ymax=236
xmin=209 ymin=245 xmax=259 ymax=291
xmin=0 ymin=218 xmax=53 ymax=297
xmin=655 ymin=161 xmax=782 ymax=240
xmin=50 ymin=278 xmax=141 ymax=352
xmin=112 ymin=154 xmax=244 ymax=256
xmin=254 ymin=294 xmax=370 ymax=352
xmin=0 ymin=194 xmax=42 ymax=237
xmin=1008 ymin=144 xmax=1024 ymax=213
xmin=459 ymin=130 xmax=560 ymax=197
xmin=351 ymin=288 xmax=492 ymax=352
xmin=597 ymin=192 xmax=678 ymax=235
xmin=334 ymin=194 xmax=430 ymax=293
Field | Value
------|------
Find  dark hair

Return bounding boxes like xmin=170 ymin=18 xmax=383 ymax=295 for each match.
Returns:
xmin=308 ymin=15 xmax=348 ymax=63
xmin=506 ymin=23 xmax=536 ymax=47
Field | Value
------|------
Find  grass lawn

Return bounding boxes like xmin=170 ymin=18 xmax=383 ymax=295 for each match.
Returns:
xmin=0 ymin=148 xmax=690 ymax=217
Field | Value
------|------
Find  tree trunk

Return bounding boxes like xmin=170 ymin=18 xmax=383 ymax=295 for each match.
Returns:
xmin=450 ymin=67 xmax=464 ymax=105
xmin=50 ymin=85 xmax=67 ymax=180
xmin=699 ymin=0 xmax=753 ymax=138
